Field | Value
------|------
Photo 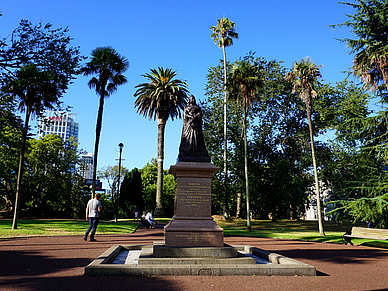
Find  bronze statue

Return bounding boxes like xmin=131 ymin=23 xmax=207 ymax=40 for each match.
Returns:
xmin=178 ymin=95 xmax=211 ymax=162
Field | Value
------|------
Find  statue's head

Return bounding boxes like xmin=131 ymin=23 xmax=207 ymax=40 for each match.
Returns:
xmin=188 ymin=95 xmax=196 ymax=105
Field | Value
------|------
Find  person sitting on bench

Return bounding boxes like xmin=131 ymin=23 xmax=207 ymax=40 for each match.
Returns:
xmin=140 ymin=211 xmax=150 ymax=229
xmin=145 ymin=210 xmax=155 ymax=229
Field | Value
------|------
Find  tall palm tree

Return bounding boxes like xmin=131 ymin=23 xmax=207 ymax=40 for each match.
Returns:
xmin=81 ymin=47 xmax=129 ymax=199
xmin=2 ymin=64 xmax=60 ymax=229
xmin=134 ymin=67 xmax=189 ymax=217
xmin=211 ymin=17 xmax=238 ymax=220
xmin=285 ymin=57 xmax=325 ymax=236
xmin=228 ymin=59 xmax=261 ymax=231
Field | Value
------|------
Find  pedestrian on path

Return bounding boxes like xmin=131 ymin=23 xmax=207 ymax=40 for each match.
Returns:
xmin=133 ymin=206 xmax=139 ymax=221
xmin=84 ymin=193 xmax=102 ymax=242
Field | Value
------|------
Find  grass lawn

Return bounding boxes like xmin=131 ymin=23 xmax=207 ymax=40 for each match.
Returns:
xmin=214 ymin=218 xmax=388 ymax=249
xmin=0 ymin=219 xmax=139 ymax=238
xmin=1 ymin=217 xmax=387 ymax=249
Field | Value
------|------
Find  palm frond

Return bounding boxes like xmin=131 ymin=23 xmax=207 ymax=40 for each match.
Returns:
xmin=134 ymin=67 xmax=189 ymax=121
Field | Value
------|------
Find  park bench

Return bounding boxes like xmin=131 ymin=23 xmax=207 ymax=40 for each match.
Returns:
xmin=344 ymin=226 xmax=388 ymax=241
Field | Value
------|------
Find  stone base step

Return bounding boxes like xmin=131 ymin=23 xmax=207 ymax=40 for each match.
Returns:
xmin=85 ymin=244 xmax=316 ymax=276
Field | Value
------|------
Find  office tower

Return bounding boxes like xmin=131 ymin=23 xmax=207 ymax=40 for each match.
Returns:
xmin=38 ymin=111 xmax=79 ymax=142
xmin=80 ymin=152 xmax=94 ymax=180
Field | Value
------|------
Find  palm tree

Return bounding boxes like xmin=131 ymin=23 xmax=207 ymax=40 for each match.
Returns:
xmin=285 ymin=57 xmax=325 ymax=236
xmin=81 ymin=47 xmax=129 ymax=199
xmin=2 ymin=64 xmax=60 ymax=229
xmin=134 ymin=67 xmax=189 ymax=217
xmin=210 ymin=17 xmax=238 ymax=220
xmin=228 ymin=59 xmax=261 ymax=231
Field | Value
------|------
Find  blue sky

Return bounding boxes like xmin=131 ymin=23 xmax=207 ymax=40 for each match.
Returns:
xmin=1 ymin=0 xmax=355 ymax=174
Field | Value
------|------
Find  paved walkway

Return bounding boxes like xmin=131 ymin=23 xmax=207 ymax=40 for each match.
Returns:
xmin=1 ymin=225 xmax=388 ymax=291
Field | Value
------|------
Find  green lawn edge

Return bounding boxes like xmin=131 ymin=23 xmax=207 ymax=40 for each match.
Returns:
xmin=0 ymin=219 xmax=140 ymax=238
xmin=1 ymin=218 xmax=387 ymax=249
xmin=215 ymin=218 xmax=388 ymax=249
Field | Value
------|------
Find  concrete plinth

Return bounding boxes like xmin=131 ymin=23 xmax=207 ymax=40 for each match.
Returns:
xmin=153 ymin=243 xmax=237 ymax=258
xmin=84 ymin=244 xmax=317 ymax=276
xmin=165 ymin=161 xmax=222 ymax=247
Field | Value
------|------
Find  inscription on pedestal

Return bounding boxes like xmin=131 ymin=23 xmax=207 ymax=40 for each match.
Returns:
xmin=166 ymin=230 xmax=223 ymax=247
xmin=166 ymin=162 xmax=222 ymax=247
xmin=176 ymin=180 xmax=212 ymax=217
xmin=179 ymin=193 xmax=208 ymax=207
xmin=176 ymin=233 xmax=215 ymax=244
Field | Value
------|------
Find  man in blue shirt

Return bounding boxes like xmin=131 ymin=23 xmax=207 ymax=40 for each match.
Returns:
xmin=84 ymin=193 xmax=102 ymax=242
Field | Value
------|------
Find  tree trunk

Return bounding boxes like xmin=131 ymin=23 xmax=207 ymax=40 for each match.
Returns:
xmin=115 ymin=149 xmax=123 ymax=222
xmin=222 ymin=44 xmax=229 ymax=220
xmin=92 ymin=94 xmax=105 ymax=198
xmin=306 ymin=104 xmax=325 ymax=236
xmin=243 ymin=105 xmax=251 ymax=231
xmin=236 ymin=192 xmax=241 ymax=218
xmin=12 ymin=106 xmax=31 ymax=230
xmin=154 ymin=118 xmax=166 ymax=217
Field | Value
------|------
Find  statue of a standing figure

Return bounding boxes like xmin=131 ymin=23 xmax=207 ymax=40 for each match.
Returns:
xmin=178 ymin=95 xmax=211 ymax=162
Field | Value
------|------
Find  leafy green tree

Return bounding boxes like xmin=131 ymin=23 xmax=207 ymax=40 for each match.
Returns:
xmin=324 ymin=143 xmax=388 ymax=226
xmin=0 ymin=20 xmax=82 ymax=88
xmin=332 ymin=0 xmax=388 ymax=92
xmin=81 ymin=47 xmax=129 ymax=198
xmin=97 ymin=164 xmax=128 ymax=220
xmin=201 ymin=64 xmax=226 ymax=210
xmin=161 ymin=174 xmax=176 ymax=217
xmin=204 ymin=54 xmax=329 ymax=221
xmin=119 ymin=168 xmax=144 ymax=217
xmin=247 ymin=57 xmax=319 ymax=221
xmin=140 ymin=160 xmax=158 ymax=213
xmin=202 ymin=61 xmax=244 ymax=216
xmin=317 ymin=80 xmax=388 ymax=227
xmin=134 ymin=67 xmax=188 ymax=217
xmin=328 ymin=1 xmax=388 ymax=227
xmin=285 ymin=57 xmax=325 ymax=236
xmin=0 ymin=21 xmax=82 ymax=228
xmin=0 ymin=94 xmax=23 ymax=214
xmin=23 ymin=135 xmax=84 ymax=218
xmin=2 ymin=65 xmax=62 ymax=229
xmin=210 ymin=17 xmax=238 ymax=219
xmin=139 ymin=159 xmax=176 ymax=217
xmin=228 ymin=58 xmax=262 ymax=230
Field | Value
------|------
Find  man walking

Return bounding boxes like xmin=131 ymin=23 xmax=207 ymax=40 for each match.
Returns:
xmin=84 ymin=193 xmax=102 ymax=242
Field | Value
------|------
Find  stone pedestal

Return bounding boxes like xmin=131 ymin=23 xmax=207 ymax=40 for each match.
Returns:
xmin=165 ymin=162 xmax=223 ymax=247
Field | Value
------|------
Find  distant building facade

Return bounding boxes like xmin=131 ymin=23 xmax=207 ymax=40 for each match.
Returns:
xmin=304 ymin=180 xmax=332 ymax=221
xmin=38 ymin=111 xmax=79 ymax=175
xmin=38 ymin=111 xmax=79 ymax=142
xmin=80 ymin=153 xmax=94 ymax=180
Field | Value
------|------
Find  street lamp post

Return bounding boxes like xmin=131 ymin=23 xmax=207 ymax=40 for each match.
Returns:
xmin=115 ymin=142 xmax=124 ymax=222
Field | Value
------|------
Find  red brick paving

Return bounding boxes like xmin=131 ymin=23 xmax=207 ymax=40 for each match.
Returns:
xmin=1 ymin=225 xmax=388 ymax=291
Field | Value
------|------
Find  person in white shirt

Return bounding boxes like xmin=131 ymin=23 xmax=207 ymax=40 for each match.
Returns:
xmin=84 ymin=193 xmax=102 ymax=242
xmin=145 ymin=210 xmax=155 ymax=228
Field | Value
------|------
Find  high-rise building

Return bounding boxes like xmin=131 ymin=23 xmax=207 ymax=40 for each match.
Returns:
xmin=38 ymin=111 xmax=79 ymax=142
xmin=80 ymin=152 xmax=94 ymax=180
